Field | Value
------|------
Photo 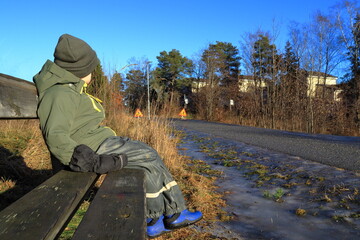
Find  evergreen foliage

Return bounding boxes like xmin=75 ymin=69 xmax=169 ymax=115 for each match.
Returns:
xmin=202 ymin=41 xmax=241 ymax=88
xmin=124 ymin=69 xmax=147 ymax=110
xmin=154 ymin=49 xmax=193 ymax=106
xmin=87 ymin=64 xmax=108 ymax=97
xmin=110 ymin=71 xmax=125 ymax=94
xmin=343 ymin=14 xmax=360 ymax=127
xmin=252 ymin=35 xmax=278 ymax=82
xmin=83 ymin=1 xmax=360 ymax=136
xmin=195 ymin=41 xmax=241 ymax=120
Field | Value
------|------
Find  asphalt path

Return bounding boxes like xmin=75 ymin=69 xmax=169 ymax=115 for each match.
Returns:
xmin=171 ymin=119 xmax=360 ymax=172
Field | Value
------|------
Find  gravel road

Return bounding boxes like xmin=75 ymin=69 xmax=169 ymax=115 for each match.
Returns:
xmin=172 ymin=119 xmax=360 ymax=172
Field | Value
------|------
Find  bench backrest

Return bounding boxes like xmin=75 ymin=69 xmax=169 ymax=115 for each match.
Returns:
xmin=0 ymin=73 xmax=37 ymax=119
xmin=0 ymin=73 xmax=146 ymax=239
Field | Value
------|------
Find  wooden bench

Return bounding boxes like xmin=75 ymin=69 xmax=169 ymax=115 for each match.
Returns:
xmin=0 ymin=73 xmax=146 ymax=240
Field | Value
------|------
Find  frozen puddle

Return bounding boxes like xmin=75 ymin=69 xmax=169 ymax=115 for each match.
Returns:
xmin=177 ymin=129 xmax=360 ymax=240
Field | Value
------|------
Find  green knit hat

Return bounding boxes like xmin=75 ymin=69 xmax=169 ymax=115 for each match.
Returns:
xmin=54 ymin=34 xmax=99 ymax=78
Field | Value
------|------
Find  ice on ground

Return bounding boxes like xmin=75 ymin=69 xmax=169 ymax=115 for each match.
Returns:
xmin=178 ymin=129 xmax=360 ymax=240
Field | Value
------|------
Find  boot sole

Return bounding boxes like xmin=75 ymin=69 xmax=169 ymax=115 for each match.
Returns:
xmin=147 ymin=229 xmax=171 ymax=239
xmin=165 ymin=216 xmax=203 ymax=229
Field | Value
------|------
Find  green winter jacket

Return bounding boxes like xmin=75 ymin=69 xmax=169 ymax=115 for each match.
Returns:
xmin=33 ymin=60 xmax=116 ymax=165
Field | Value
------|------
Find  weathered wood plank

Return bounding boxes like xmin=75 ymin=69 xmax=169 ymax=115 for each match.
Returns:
xmin=0 ymin=73 xmax=37 ymax=118
xmin=72 ymin=168 xmax=146 ymax=240
xmin=0 ymin=170 xmax=98 ymax=240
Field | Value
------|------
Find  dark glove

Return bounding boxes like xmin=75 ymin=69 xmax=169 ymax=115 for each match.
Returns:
xmin=69 ymin=144 xmax=128 ymax=174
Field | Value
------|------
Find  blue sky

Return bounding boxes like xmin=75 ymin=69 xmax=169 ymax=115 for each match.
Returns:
xmin=1 ymin=0 xmax=343 ymax=81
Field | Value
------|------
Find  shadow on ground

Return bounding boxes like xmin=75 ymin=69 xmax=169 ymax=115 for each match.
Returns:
xmin=0 ymin=146 xmax=52 ymax=211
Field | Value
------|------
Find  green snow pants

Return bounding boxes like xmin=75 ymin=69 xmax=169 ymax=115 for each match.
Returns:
xmin=96 ymin=136 xmax=187 ymax=219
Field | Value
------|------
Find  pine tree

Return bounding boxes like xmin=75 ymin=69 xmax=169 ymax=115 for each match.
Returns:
xmin=87 ymin=64 xmax=108 ymax=98
xmin=343 ymin=14 xmax=360 ymax=127
xmin=347 ymin=15 xmax=360 ymax=101
xmin=251 ymin=35 xmax=279 ymax=127
xmin=282 ymin=41 xmax=305 ymax=100
xmin=280 ymin=41 xmax=306 ymax=125
xmin=154 ymin=49 xmax=193 ymax=106
xmin=202 ymin=41 xmax=241 ymax=88
xmin=252 ymin=35 xmax=277 ymax=83
xmin=124 ymin=69 xmax=147 ymax=111
xmin=109 ymin=71 xmax=125 ymax=111
xmin=199 ymin=42 xmax=241 ymax=120
xmin=283 ymin=42 xmax=300 ymax=79
xmin=110 ymin=71 xmax=125 ymax=94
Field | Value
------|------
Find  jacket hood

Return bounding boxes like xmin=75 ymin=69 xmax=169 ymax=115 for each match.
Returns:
xmin=33 ymin=60 xmax=85 ymax=98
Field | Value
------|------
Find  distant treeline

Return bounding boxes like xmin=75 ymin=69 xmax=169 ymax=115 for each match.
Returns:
xmin=89 ymin=0 xmax=360 ymax=136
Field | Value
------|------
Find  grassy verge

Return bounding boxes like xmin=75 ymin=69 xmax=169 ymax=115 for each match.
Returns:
xmin=106 ymin=112 xmax=228 ymax=239
xmin=0 ymin=114 xmax=227 ymax=239
xmin=0 ymin=120 xmax=51 ymax=210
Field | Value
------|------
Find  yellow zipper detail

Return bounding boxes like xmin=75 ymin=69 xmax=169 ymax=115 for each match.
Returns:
xmin=86 ymin=93 xmax=103 ymax=103
xmin=104 ymin=126 xmax=117 ymax=136
xmin=80 ymin=82 xmax=87 ymax=94
xmin=82 ymin=82 xmax=103 ymax=112
xmin=88 ymin=96 xmax=102 ymax=112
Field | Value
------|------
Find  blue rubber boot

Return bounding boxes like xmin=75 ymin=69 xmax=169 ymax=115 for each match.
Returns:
xmin=147 ymin=215 xmax=171 ymax=238
xmin=164 ymin=209 xmax=203 ymax=229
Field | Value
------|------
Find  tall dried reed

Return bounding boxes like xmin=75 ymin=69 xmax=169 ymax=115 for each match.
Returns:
xmin=0 ymin=119 xmax=51 ymax=175
xmin=105 ymin=112 xmax=226 ymax=239
xmin=1 ymin=113 xmax=225 ymax=238
xmin=0 ymin=119 xmax=52 ymax=210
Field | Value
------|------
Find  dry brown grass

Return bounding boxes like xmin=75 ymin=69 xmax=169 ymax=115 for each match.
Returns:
xmin=0 ymin=119 xmax=51 ymax=175
xmin=106 ymin=112 xmax=226 ymax=238
xmin=0 ymin=177 xmax=16 ymax=194
xmin=0 ymin=113 xmax=226 ymax=239
xmin=0 ymin=119 xmax=52 ymax=210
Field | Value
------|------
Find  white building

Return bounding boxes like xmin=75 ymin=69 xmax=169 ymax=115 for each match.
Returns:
xmin=192 ymin=72 xmax=341 ymax=101
xmin=239 ymin=72 xmax=341 ymax=101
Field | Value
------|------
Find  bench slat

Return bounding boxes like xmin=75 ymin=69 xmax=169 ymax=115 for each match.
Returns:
xmin=0 ymin=170 xmax=98 ymax=240
xmin=72 ymin=168 xmax=146 ymax=240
